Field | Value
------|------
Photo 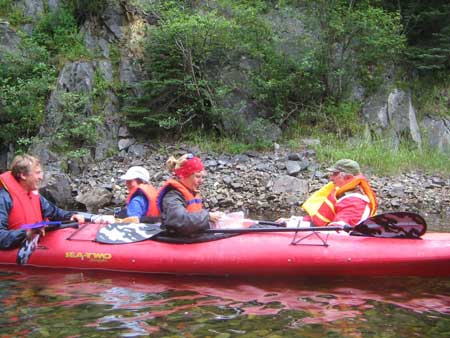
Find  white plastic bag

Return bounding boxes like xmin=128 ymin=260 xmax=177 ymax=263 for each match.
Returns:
xmin=216 ymin=211 xmax=245 ymax=229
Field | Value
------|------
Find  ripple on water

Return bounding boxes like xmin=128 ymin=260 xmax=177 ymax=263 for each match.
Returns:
xmin=0 ymin=269 xmax=449 ymax=337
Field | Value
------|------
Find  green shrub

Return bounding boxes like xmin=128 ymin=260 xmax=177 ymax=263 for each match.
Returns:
xmin=32 ymin=6 xmax=89 ymax=60
xmin=0 ymin=0 xmax=27 ymax=26
xmin=303 ymin=0 xmax=405 ymax=98
xmin=0 ymin=36 xmax=56 ymax=152
xmin=124 ymin=4 xmax=239 ymax=135
xmin=52 ymin=92 xmax=102 ymax=153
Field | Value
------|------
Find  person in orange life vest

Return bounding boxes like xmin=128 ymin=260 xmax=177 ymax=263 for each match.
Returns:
xmin=306 ymin=159 xmax=377 ymax=227
xmin=277 ymin=159 xmax=377 ymax=227
xmin=115 ymin=166 xmax=160 ymax=223
xmin=157 ymin=154 xmax=222 ymax=236
xmin=0 ymin=154 xmax=85 ymax=250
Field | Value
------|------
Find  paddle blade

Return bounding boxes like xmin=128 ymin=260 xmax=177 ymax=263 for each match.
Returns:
xmin=96 ymin=223 xmax=162 ymax=244
xmin=352 ymin=212 xmax=427 ymax=239
xmin=16 ymin=234 xmax=40 ymax=265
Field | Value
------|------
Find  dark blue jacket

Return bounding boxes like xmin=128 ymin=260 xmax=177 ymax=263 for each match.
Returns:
xmin=0 ymin=188 xmax=74 ymax=250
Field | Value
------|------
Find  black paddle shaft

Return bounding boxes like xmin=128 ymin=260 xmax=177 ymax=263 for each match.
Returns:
xmin=206 ymin=225 xmax=349 ymax=234
xmin=94 ymin=211 xmax=428 ymax=244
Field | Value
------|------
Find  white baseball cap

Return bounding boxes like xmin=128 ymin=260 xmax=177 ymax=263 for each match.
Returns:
xmin=120 ymin=166 xmax=150 ymax=183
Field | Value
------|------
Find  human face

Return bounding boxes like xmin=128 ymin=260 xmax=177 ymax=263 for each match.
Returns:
xmin=20 ymin=164 xmax=43 ymax=192
xmin=329 ymin=171 xmax=352 ymax=187
xmin=180 ymin=170 xmax=205 ymax=192
xmin=125 ymin=179 xmax=139 ymax=192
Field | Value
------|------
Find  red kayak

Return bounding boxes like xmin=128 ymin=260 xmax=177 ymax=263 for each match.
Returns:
xmin=0 ymin=222 xmax=449 ymax=277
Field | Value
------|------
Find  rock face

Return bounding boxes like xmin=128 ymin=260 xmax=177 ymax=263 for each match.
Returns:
xmin=421 ymin=115 xmax=450 ymax=153
xmin=1 ymin=1 xmax=449 ymax=206
xmin=69 ymin=144 xmax=450 ymax=220
xmin=363 ymin=88 xmax=422 ymax=148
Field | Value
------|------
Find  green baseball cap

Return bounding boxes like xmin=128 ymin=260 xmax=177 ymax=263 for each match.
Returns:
xmin=327 ymin=159 xmax=361 ymax=175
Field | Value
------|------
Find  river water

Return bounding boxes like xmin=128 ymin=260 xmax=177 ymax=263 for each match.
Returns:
xmin=0 ymin=269 xmax=449 ymax=337
xmin=0 ymin=216 xmax=449 ymax=337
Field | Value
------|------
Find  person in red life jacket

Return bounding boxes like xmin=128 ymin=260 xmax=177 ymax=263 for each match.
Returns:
xmin=303 ymin=159 xmax=378 ymax=227
xmin=157 ymin=154 xmax=222 ymax=236
xmin=278 ymin=159 xmax=377 ymax=227
xmin=0 ymin=154 xmax=85 ymax=250
xmin=115 ymin=166 xmax=160 ymax=223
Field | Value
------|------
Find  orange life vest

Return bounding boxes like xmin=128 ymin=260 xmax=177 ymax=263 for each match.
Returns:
xmin=157 ymin=178 xmax=203 ymax=213
xmin=0 ymin=171 xmax=43 ymax=230
xmin=302 ymin=175 xmax=377 ymax=226
xmin=126 ymin=184 xmax=160 ymax=217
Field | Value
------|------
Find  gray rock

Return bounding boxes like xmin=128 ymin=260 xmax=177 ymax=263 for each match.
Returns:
xmin=118 ymin=138 xmax=135 ymax=151
xmin=75 ymin=187 xmax=113 ymax=213
xmin=272 ymin=175 xmax=309 ymax=195
xmin=286 ymin=161 xmax=301 ymax=176
xmin=421 ymin=115 xmax=450 ymax=154
xmin=40 ymin=172 xmax=74 ymax=209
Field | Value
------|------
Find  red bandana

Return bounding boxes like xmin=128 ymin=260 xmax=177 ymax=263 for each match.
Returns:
xmin=174 ymin=157 xmax=204 ymax=178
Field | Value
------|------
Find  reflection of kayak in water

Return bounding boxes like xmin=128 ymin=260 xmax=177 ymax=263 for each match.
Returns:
xmin=1 ymin=268 xmax=449 ymax=320
xmin=1 ymin=222 xmax=449 ymax=277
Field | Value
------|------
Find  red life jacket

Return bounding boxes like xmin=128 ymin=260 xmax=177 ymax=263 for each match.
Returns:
xmin=126 ymin=184 xmax=160 ymax=217
xmin=157 ymin=178 xmax=203 ymax=213
xmin=302 ymin=175 xmax=377 ymax=226
xmin=0 ymin=171 xmax=43 ymax=230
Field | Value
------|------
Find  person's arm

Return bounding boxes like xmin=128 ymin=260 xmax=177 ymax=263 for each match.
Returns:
xmin=161 ymin=189 xmax=210 ymax=236
xmin=40 ymin=195 xmax=74 ymax=220
xmin=329 ymin=195 xmax=370 ymax=227
xmin=40 ymin=195 xmax=85 ymax=223
xmin=126 ymin=193 xmax=148 ymax=218
xmin=0 ymin=189 xmax=26 ymax=249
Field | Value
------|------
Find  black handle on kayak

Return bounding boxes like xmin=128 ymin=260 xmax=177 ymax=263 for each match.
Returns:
xmin=46 ymin=221 xmax=79 ymax=231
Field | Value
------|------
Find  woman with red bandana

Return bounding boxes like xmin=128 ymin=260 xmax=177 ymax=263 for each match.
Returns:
xmin=157 ymin=154 xmax=222 ymax=236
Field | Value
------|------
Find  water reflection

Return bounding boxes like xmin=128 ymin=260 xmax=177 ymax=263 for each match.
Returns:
xmin=0 ymin=268 xmax=449 ymax=337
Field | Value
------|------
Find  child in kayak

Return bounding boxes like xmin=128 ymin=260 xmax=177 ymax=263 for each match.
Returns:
xmin=115 ymin=166 xmax=160 ymax=224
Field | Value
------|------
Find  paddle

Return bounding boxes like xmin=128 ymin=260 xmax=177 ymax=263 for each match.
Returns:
xmin=94 ymin=212 xmax=427 ymax=244
xmin=16 ymin=220 xmax=80 ymax=265
xmin=95 ymin=218 xmax=285 ymax=244
xmin=206 ymin=212 xmax=427 ymax=239
xmin=96 ymin=222 xmax=163 ymax=244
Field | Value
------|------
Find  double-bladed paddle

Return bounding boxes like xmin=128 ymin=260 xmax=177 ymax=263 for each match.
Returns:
xmin=16 ymin=220 xmax=80 ymax=265
xmin=206 ymin=212 xmax=427 ymax=238
xmin=94 ymin=212 xmax=427 ymax=244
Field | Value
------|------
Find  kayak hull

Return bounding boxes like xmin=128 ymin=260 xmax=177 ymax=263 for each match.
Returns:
xmin=1 ymin=224 xmax=449 ymax=277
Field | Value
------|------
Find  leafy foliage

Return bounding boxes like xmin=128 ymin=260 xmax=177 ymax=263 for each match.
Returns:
xmin=52 ymin=92 xmax=102 ymax=154
xmin=310 ymin=0 xmax=405 ymax=98
xmin=0 ymin=0 xmax=27 ymax=26
xmin=382 ymin=0 xmax=450 ymax=76
xmin=124 ymin=0 xmax=406 ymax=140
xmin=124 ymin=2 xmax=240 ymax=135
xmin=62 ymin=0 xmax=110 ymax=24
xmin=0 ymin=36 xmax=56 ymax=152
xmin=32 ymin=6 xmax=89 ymax=60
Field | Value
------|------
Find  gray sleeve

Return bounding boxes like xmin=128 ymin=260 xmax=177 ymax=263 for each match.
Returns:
xmin=161 ymin=189 xmax=210 ymax=236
